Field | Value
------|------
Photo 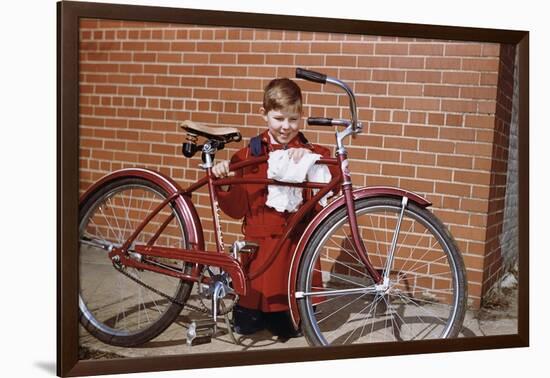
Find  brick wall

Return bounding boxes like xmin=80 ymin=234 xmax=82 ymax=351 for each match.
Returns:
xmin=78 ymin=19 xmax=515 ymax=308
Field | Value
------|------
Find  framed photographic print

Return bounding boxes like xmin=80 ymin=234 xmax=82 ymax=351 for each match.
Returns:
xmin=57 ymin=0 xmax=529 ymax=376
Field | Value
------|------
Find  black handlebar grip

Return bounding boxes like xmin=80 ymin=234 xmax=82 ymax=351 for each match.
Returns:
xmin=307 ymin=117 xmax=334 ymax=126
xmin=296 ymin=68 xmax=327 ymax=84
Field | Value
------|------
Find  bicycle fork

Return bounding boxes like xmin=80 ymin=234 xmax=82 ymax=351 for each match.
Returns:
xmin=342 ymin=185 xmax=409 ymax=287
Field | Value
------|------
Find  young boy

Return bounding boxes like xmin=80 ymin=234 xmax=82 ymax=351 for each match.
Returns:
xmin=212 ymin=78 xmax=334 ymax=338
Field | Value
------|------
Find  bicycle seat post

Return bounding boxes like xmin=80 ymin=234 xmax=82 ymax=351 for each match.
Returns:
xmin=201 ymin=140 xmax=227 ymax=254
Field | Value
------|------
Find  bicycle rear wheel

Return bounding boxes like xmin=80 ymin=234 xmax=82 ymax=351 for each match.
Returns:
xmin=297 ymin=197 xmax=466 ymax=346
xmin=79 ymin=177 xmax=193 ymax=346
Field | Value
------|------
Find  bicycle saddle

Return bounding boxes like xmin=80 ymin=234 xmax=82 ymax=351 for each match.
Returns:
xmin=180 ymin=120 xmax=242 ymax=143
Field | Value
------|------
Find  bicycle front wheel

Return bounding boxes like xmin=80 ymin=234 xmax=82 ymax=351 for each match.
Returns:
xmin=79 ymin=177 xmax=193 ymax=347
xmin=297 ymin=197 xmax=466 ymax=346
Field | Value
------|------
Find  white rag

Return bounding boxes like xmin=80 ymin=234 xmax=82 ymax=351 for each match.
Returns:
xmin=266 ymin=149 xmax=333 ymax=212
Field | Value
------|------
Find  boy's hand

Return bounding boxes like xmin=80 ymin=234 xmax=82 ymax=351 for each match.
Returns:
xmin=288 ymin=148 xmax=311 ymax=163
xmin=212 ymin=160 xmax=234 ymax=192
xmin=212 ymin=160 xmax=235 ymax=178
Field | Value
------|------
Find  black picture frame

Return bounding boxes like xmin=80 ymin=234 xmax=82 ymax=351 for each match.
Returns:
xmin=57 ymin=1 xmax=529 ymax=376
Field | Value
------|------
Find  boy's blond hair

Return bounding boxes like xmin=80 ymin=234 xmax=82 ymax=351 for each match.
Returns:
xmin=262 ymin=78 xmax=302 ymax=114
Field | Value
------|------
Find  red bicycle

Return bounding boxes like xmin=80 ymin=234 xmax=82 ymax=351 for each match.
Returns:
xmin=78 ymin=68 xmax=467 ymax=347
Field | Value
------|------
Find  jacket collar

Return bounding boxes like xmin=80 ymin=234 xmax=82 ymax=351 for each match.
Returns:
xmin=260 ymin=130 xmax=305 ymax=150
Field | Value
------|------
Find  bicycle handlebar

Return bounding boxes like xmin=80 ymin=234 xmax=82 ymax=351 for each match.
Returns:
xmin=296 ymin=67 xmax=327 ymax=84
xmin=307 ymin=117 xmax=333 ymax=126
xmin=295 ymin=67 xmax=359 ymax=132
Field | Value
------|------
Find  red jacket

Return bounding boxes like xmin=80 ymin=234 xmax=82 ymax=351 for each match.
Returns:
xmin=217 ymin=130 xmax=336 ymax=312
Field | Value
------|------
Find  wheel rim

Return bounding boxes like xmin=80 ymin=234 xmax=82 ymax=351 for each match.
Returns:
xmin=79 ymin=183 xmax=187 ymax=338
xmin=302 ymin=202 xmax=462 ymax=345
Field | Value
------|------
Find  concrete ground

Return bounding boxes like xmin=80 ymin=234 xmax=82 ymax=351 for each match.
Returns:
xmin=79 ymin=284 xmax=518 ymax=359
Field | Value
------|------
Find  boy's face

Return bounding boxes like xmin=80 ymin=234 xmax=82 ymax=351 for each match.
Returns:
xmin=261 ymin=108 xmax=301 ymax=145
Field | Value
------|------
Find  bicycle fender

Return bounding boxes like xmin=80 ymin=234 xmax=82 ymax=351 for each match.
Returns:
xmin=80 ymin=168 xmax=205 ymax=250
xmin=287 ymin=186 xmax=431 ymax=328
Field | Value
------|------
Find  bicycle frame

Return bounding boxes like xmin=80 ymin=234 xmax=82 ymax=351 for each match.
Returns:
xmin=103 ymin=149 xmax=387 ymax=297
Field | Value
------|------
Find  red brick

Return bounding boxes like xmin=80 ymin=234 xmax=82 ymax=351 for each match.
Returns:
xmin=193 ymin=65 xmax=220 ymax=76
xmin=428 ymin=113 xmax=445 ymax=126
xmin=371 ymin=97 xmax=404 ymax=109
xmin=474 ymin=157 xmax=493 ymax=171
xmin=375 ymin=43 xmax=408 ymax=55
xmin=367 ymin=148 xmax=400 ymax=162
xmin=383 ymin=136 xmax=418 ymax=151
xmin=478 ymin=101 xmax=496 ymax=113
xmin=171 ymin=42 xmax=196 ymax=52
xmin=481 ymin=73 xmax=499 ymax=85
xmin=454 ymin=170 xmax=491 ymax=185
xmin=461 ymin=87 xmax=497 ymax=100
xmin=437 ymin=154 xmax=473 ymax=169
xmin=131 ymin=75 xmax=155 ymax=85
xmin=182 ymin=53 xmax=209 ymax=64
xmin=355 ymin=82 xmax=387 ymax=95
xmin=123 ymin=42 xmax=145 ymax=51
xmin=409 ymin=43 xmax=444 ymax=56
xmin=196 ymin=42 xmax=222 ymax=52
xmin=210 ymin=54 xmax=237 ymax=64
xmin=144 ymin=42 xmax=170 ymax=52
xmin=420 ymin=140 xmax=455 ymax=153
xmin=404 ymin=98 xmax=440 ymax=111
xmin=406 ymin=71 xmax=442 ymax=84
xmin=410 ymin=112 xmax=426 ymax=124
xmin=375 ymin=110 xmax=391 ymax=122
xmin=392 ymin=111 xmax=408 ymax=123
xmin=382 ymin=163 xmax=416 ymax=177
xmin=342 ymin=43 xmax=374 ymax=54
xmin=417 ymin=167 xmax=452 ymax=181
xmin=445 ymin=43 xmax=482 ymax=56
xmin=266 ymin=55 xmax=295 ymax=65
xmin=311 ymin=43 xmax=341 ymax=54
xmin=251 ymin=42 xmax=280 ymax=53
xmin=369 ymin=122 xmax=403 ymax=136
xmin=445 ymin=114 xmax=463 ymax=127
xmin=455 ymin=142 xmax=493 ymax=157
xmin=426 ymin=57 xmax=462 ymax=70
xmin=465 ymin=115 xmax=495 ymax=129
xmin=399 ymin=178 xmax=434 ymax=193
xmin=372 ymin=70 xmax=406 ymax=82
xmin=442 ymin=72 xmax=480 ymax=85
xmin=404 ymin=125 xmax=438 ymax=138
xmin=326 ymin=55 xmax=357 ymax=67
xmin=401 ymin=152 xmax=436 ymax=166
xmin=390 ymin=57 xmax=424 ymax=69
xmin=441 ymin=100 xmax=478 ymax=113
xmin=462 ymin=58 xmax=500 ymax=72
xmin=358 ymin=56 xmax=390 ymax=68
xmin=460 ymin=198 xmax=489 ymax=213
xmin=440 ymin=128 xmax=476 ymax=142
xmin=388 ymin=84 xmax=422 ymax=96
xmin=424 ymin=85 xmax=460 ymax=98
xmin=158 ymin=53 xmax=182 ymax=63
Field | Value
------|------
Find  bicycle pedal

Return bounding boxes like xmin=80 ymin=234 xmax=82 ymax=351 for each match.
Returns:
xmin=186 ymin=319 xmax=216 ymax=346
xmin=231 ymin=240 xmax=259 ymax=258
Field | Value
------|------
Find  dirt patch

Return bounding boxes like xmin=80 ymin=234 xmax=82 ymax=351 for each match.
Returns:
xmin=79 ymin=346 xmax=126 ymax=360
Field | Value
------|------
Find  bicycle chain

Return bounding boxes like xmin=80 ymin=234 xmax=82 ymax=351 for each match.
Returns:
xmin=113 ymin=262 xmax=236 ymax=316
xmin=113 ymin=262 xmax=209 ymax=314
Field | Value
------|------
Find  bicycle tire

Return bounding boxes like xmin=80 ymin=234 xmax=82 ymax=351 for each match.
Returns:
xmin=78 ymin=176 xmax=193 ymax=347
xmin=297 ymin=197 xmax=467 ymax=346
